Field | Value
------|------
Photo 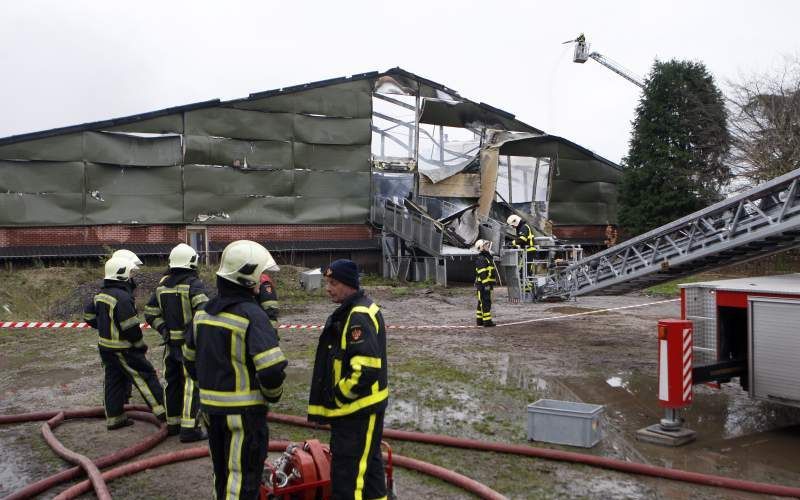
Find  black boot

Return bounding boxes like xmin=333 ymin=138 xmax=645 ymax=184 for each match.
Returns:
xmin=483 ymin=320 xmax=496 ymax=327
xmin=167 ymin=424 xmax=180 ymax=436
xmin=108 ymin=418 xmax=134 ymax=430
xmin=179 ymin=427 xmax=208 ymax=443
xmin=476 ymin=318 xmax=483 ymax=326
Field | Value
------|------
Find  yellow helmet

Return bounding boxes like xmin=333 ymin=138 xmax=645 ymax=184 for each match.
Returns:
xmin=111 ymin=249 xmax=142 ymax=267
xmin=506 ymin=214 xmax=522 ymax=227
xmin=169 ymin=243 xmax=199 ymax=269
xmin=104 ymin=256 xmax=135 ymax=281
xmin=216 ymin=240 xmax=279 ymax=288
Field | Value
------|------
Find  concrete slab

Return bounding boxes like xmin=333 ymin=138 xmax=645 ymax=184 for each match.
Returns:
xmin=636 ymin=424 xmax=696 ymax=447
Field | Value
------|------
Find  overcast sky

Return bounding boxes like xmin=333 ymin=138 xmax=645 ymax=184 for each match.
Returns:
xmin=1 ymin=0 xmax=797 ymax=164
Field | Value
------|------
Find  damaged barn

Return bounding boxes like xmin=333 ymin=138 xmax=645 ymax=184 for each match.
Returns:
xmin=0 ymin=68 xmax=620 ymax=274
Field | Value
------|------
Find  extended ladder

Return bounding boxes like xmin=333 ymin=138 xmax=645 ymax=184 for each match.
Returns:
xmin=548 ymin=167 xmax=800 ymax=297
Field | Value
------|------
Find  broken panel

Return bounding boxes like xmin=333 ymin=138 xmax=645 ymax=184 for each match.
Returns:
xmin=185 ymin=108 xmax=293 ymax=142
xmin=0 ymin=193 xmax=84 ymax=225
xmin=232 ymin=80 xmax=372 ymax=118
xmin=184 ymin=135 xmax=292 ymax=169
xmin=294 ymin=171 xmax=370 ymax=198
xmin=183 ymin=193 xmax=295 ymax=224
xmin=417 ymin=122 xmax=480 ymax=183
xmin=84 ymin=131 xmax=182 ymax=166
xmin=293 ymin=115 xmax=371 ymax=145
xmin=85 ymin=194 xmax=183 ymax=224
xmin=294 ymin=197 xmax=371 ymax=224
xmin=0 ymin=133 xmax=83 ymax=162
xmin=104 ymin=113 xmax=184 ymax=134
xmin=84 ymin=163 xmax=182 ymax=223
xmin=371 ymin=93 xmax=416 ymax=169
xmin=294 ymin=143 xmax=370 ymax=172
xmin=183 ymin=164 xmax=295 ymax=197
xmin=0 ymin=160 xmax=84 ymax=193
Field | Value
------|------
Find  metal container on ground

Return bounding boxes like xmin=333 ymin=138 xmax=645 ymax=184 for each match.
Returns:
xmin=299 ymin=269 xmax=322 ymax=291
xmin=526 ymin=399 xmax=604 ymax=448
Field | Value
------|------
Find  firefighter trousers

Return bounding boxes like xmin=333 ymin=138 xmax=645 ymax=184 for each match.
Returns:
xmin=163 ymin=341 xmax=200 ymax=430
xmin=476 ymin=286 xmax=492 ymax=323
xmin=207 ymin=411 xmax=268 ymax=500
xmin=330 ymin=412 xmax=387 ymax=500
xmin=99 ymin=348 xmax=166 ymax=428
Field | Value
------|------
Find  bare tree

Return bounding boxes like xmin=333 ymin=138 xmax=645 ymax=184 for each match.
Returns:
xmin=727 ymin=56 xmax=800 ymax=187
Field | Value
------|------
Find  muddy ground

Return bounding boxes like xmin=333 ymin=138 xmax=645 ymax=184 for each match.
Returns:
xmin=1 ymin=265 xmax=800 ymax=499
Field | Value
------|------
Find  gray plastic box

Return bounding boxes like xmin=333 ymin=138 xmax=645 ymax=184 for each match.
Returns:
xmin=527 ymin=399 xmax=604 ymax=448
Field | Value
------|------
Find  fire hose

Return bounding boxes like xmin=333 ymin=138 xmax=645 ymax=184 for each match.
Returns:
xmin=266 ymin=412 xmax=800 ymax=499
xmin=4 ymin=406 xmax=800 ymax=499
xmin=0 ymin=407 xmax=505 ymax=500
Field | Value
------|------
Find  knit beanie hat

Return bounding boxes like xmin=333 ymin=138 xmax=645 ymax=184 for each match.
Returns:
xmin=323 ymin=259 xmax=360 ymax=289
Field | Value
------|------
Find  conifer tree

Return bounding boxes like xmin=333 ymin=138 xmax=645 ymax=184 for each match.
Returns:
xmin=619 ymin=60 xmax=730 ymax=235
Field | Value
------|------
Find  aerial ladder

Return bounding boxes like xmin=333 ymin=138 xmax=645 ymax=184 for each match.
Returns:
xmin=564 ymin=33 xmax=645 ymax=89
xmin=543 ymin=167 xmax=800 ymax=298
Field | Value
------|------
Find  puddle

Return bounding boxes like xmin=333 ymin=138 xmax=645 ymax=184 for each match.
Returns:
xmin=388 ymin=389 xmax=483 ymax=431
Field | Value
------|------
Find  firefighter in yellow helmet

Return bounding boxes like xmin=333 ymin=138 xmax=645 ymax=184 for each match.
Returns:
xmin=83 ymin=254 xmax=166 ymax=429
xmin=144 ymin=243 xmax=209 ymax=442
xmin=183 ymin=240 xmax=287 ymax=499
xmin=474 ymin=239 xmax=496 ymax=327
xmin=308 ymin=259 xmax=388 ymax=500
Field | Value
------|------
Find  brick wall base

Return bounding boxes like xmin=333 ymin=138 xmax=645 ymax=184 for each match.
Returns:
xmin=0 ymin=224 xmax=376 ymax=247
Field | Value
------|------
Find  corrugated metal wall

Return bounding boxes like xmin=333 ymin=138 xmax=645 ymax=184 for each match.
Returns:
xmin=0 ymin=79 xmax=373 ymax=226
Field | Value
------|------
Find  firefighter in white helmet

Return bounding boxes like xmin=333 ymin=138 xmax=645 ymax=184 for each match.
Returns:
xmin=506 ymin=214 xmax=537 ymax=292
xmin=183 ymin=240 xmax=286 ymax=499
xmin=83 ymin=254 xmax=166 ymax=429
xmin=109 ymin=249 xmax=143 ymax=404
xmin=473 ymin=239 xmax=496 ymax=327
xmin=144 ymin=243 xmax=210 ymax=442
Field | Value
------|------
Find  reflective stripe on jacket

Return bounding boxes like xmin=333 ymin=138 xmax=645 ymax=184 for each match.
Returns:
xmin=183 ymin=294 xmax=286 ymax=415
xmin=144 ymin=270 xmax=209 ymax=342
xmin=474 ymin=252 xmax=496 ymax=286
xmin=308 ymin=290 xmax=388 ymax=423
xmin=83 ymin=280 xmax=144 ymax=350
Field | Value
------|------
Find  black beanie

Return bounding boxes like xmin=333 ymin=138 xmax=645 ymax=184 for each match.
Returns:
xmin=323 ymin=259 xmax=360 ymax=289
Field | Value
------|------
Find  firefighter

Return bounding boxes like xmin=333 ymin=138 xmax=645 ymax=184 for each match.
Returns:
xmin=474 ymin=239 xmax=496 ymax=327
xmin=83 ymin=254 xmax=166 ymax=429
xmin=308 ymin=259 xmax=389 ymax=500
xmin=183 ymin=240 xmax=287 ymax=500
xmin=258 ymin=273 xmax=279 ymax=330
xmin=144 ymin=243 xmax=209 ymax=442
xmin=110 ymin=249 xmax=143 ymax=405
xmin=507 ymin=214 xmax=537 ymax=290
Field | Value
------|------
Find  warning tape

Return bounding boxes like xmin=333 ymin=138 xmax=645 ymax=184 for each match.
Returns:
xmin=0 ymin=299 xmax=678 ymax=331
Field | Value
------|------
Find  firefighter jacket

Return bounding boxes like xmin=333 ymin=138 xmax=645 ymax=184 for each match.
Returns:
xmin=308 ymin=290 xmax=388 ymax=424
xmin=512 ymin=222 xmax=537 ymax=253
xmin=258 ymin=275 xmax=279 ymax=328
xmin=474 ymin=251 xmax=496 ymax=288
xmin=83 ymin=280 xmax=145 ymax=351
xmin=183 ymin=278 xmax=287 ymax=415
xmin=144 ymin=269 xmax=209 ymax=343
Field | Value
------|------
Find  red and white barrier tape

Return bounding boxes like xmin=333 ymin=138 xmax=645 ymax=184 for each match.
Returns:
xmin=0 ymin=299 xmax=678 ymax=331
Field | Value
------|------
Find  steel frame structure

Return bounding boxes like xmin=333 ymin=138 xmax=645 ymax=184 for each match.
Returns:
xmin=548 ymin=167 xmax=800 ymax=297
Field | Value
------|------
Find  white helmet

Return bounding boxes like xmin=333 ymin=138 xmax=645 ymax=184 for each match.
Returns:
xmin=506 ymin=214 xmax=522 ymax=228
xmin=104 ymin=256 xmax=135 ymax=281
xmin=169 ymin=243 xmax=199 ymax=269
xmin=111 ymin=249 xmax=142 ymax=268
xmin=473 ymin=239 xmax=493 ymax=253
xmin=216 ymin=240 xmax=279 ymax=288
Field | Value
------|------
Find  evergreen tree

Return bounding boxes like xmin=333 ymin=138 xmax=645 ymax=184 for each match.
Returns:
xmin=619 ymin=60 xmax=730 ymax=236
